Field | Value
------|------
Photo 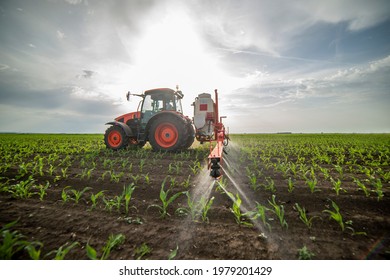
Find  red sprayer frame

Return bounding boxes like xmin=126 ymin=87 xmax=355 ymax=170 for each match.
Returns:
xmin=208 ymin=89 xmax=228 ymax=179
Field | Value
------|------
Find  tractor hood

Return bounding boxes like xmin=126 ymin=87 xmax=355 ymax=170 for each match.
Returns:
xmin=115 ymin=111 xmax=141 ymax=123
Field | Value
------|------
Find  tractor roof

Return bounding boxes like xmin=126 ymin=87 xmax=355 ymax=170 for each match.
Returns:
xmin=144 ymin=88 xmax=183 ymax=99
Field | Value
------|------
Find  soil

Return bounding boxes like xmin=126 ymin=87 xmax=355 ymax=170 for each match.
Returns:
xmin=1 ymin=142 xmax=389 ymax=260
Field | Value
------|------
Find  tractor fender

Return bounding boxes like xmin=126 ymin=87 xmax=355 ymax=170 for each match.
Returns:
xmin=145 ymin=111 xmax=188 ymax=139
xmin=105 ymin=121 xmax=133 ymax=137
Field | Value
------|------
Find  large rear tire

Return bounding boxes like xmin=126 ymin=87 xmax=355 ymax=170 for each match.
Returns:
xmin=148 ymin=115 xmax=187 ymax=152
xmin=182 ymin=123 xmax=195 ymax=150
xmin=104 ymin=126 xmax=128 ymax=150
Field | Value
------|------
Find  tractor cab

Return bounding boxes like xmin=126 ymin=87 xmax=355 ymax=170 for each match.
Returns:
xmin=140 ymin=88 xmax=184 ymax=125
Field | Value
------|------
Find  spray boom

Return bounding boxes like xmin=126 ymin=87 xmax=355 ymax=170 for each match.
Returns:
xmin=193 ymin=89 xmax=229 ymax=179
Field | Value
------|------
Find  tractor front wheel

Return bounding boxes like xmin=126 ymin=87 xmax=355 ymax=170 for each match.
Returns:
xmin=148 ymin=115 xmax=186 ymax=152
xmin=104 ymin=126 xmax=128 ymax=150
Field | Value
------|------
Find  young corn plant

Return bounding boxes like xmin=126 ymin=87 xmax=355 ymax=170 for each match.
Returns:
xmin=248 ymin=202 xmax=271 ymax=231
xmin=353 ymin=177 xmax=370 ymax=197
xmin=227 ymin=191 xmax=253 ymax=227
xmin=268 ymin=194 xmax=288 ymax=229
xmin=45 ymin=242 xmax=80 ymax=260
xmin=69 ymin=187 xmax=92 ymax=204
xmin=90 ymin=190 xmax=105 ymax=210
xmin=181 ymin=175 xmax=191 ymax=189
xmin=323 ymin=200 xmax=345 ymax=231
xmin=87 ymin=234 xmax=125 ymax=260
xmin=330 ymin=177 xmax=346 ymax=196
xmin=294 ymin=203 xmax=318 ymax=229
xmin=199 ymin=196 xmax=214 ymax=223
xmin=0 ymin=220 xmax=28 ymax=259
xmin=287 ymin=177 xmax=294 ymax=193
xmin=148 ymin=178 xmax=185 ymax=218
xmin=35 ymin=181 xmax=50 ymax=201
xmin=8 ymin=176 xmax=35 ymax=199
xmin=123 ymin=183 xmax=137 ymax=215
xmin=305 ymin=176 xmax=319 ymax=193
xmin=134 ymin=242 xmax=152 ymax=260
xmin=372 ymin=178 xmax=384 ymax=201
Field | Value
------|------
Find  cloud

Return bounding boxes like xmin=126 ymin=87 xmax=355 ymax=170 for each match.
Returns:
xmin=189 ymin=0 xmax=390 ymax=55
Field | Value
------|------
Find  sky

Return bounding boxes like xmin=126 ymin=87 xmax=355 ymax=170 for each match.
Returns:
xmin=0 ymin=0 xmax=389 ymax=133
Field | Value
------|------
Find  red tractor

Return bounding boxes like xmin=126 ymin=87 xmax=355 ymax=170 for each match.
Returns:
xmin=104 ymin=87 xmax=194 ymax=152
xmin=104 ymin=87 xmax=228 ymax=178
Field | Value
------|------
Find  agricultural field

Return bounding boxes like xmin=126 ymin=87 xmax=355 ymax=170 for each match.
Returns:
xmin=0 ymin=133 xmax=389 ymax=260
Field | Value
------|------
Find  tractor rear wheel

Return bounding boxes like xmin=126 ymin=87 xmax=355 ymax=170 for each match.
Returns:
xmin=104 ymin=125 xmax=128 ymax=150
xmin=182 ymin=123 xmax=195 ymax=150
xmin=148 ymin=115 xmax=187 ymax=152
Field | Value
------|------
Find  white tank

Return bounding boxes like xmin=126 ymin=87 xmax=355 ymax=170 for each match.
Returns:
xmin=193 ymin=93 xmax=215 ymax=139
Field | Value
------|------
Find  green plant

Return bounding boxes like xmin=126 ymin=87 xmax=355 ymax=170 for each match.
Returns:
xmin=330 ymin=178 xmax=345 ymax=196
xmin=294 ymin=203 xmax=317 ymax=229
xmin=90 ymin=190 xmax=105 ymax=210
xmin=227 ymin=192 xmax=253 ymax=227
xmin=248 ymin=202 xmax=271 ymax=231
xmin=0 ymin=220 xmax=28 ymax=259
xmin=123 ymin=183 xmax=137 ymax=215
xmin=372 ymin=178 xmax=384 ymax=201
xmin=35 ymin=181 xmax=50 ymax=201
xmin=268 ymin=195 xmax=288 ymax=229
xmin=87 ymin=234 xmax=125 ymax=260
xmin=45 ymin=242 xmax=79 ymax=260
xmin=69 ymin=187 xmax=92 ymax=204
xmin=353 ymin=177 xmax=370 ymax=197
xmin=323 ymin=200 xmax=345 ymax=231
xmin=168 ymin=244 xmax=179 ymax=260
xmin=287 ymin=177 xmax=294 ymax=193
xmin=134 ymin=242 xmax=152 ymax=260
xmin=8 ymin=176 xmax=35 ymax=199
xmin=25 ymin=242 xmax=43 ymax=260
xmin=148 ymin=178 xmax=185 ymax=218
xmin=297 ymin=246 xmax=315 ymax=260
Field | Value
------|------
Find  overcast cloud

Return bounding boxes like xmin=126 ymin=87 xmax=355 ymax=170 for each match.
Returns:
xmin=0 ymin=0 xmax=389 ymax=133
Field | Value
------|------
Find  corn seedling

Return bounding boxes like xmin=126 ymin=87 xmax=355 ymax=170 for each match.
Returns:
xmin=248 ymin=202 xmax=271 ymax=231
xmin=130 ymin=174 xmax=141 ymax=185
xmin=87 ymin=234 xmax=125 ymax=260
xmin=330 ymin=178 xmax=346 ymax=196
xmin=148 ymin=177 xmax=185 ymax=218
xmin=323 ymin=200 xmax=345 ymax=231
xmin=134 ymin=242 xmax=152 ymax=260
xmin=268 ymin=194 xmax=288 ymax=229
xmin=45 ymin=242 xmax=79 ymax=260
xmin=294 ymin=203 xmax=317 ymax=229
xmin=297 ymin=246 xmax=315 ymax=260
xmin=61 ymin=167 xmax=68 ymax=178
xmin=69 ymin=187 xmax=92 ymax=204
xmin=371 ymin=178 xmax=384 ymax=201
xmin=181 ymin=175 xmax=191 ymax=188
xmin=139 ymin=159 xmax=146 ymax=173
xmin=8 ymin=176 xmax=35 ymax=199
xmin=35 ymin=181 xmax=50 ymax=201
xmin=90 ymin=190 xmax=105 ymax=210
xmin=248 ymin=173 xmax=259 ymax=191
xmin=143 ymin=173 xmax=150 ymax=185
xmin=227 ymin=191 xmax=253 ymax=227
xmin=25 ymin=242 xmax=43 ymax=260
xmin=287 ymin=177 xmax=294 ymax=193
xmin=353 ymin=177 xmax=370 ymax=197
xmin=262 ymin=177 xmax=276 ymax=193
xmin=305 ymin=177 xmax=319 ymax=193
xmin=0 ymin=220 xmax=28 ymax=259
xmin=189 ymin=161 xmax=202 ymax=175
xmin=168 ymin=244 xmax=179 ymax=260
xmin=123 ymin=183 xmax=137 ymax=215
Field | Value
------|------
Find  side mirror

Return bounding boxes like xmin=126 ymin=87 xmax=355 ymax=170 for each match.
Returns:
xmin=126 ymin=91 xmax=130 ymax=101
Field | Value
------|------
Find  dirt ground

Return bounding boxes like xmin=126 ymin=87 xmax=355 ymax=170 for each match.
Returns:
xmin=1 ymin=142 xmax=389 ymax=260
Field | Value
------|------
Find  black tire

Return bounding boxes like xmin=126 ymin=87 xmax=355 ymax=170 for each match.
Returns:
xmin=104 ymin=125 xmax=128 ymax=150
xmin=182 ymin=122 xmax=195 ymax=150
xmin=148 ymin=114 xmax=187 ymax=152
